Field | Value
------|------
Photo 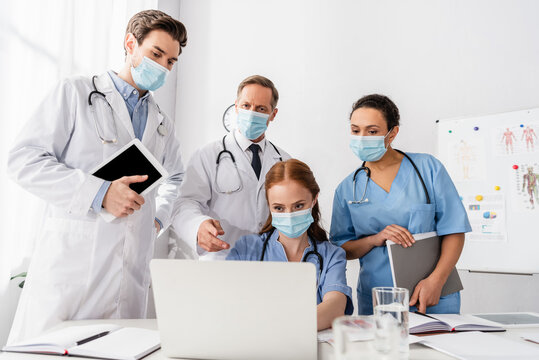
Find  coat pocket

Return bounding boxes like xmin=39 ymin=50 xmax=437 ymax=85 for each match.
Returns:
xmin=40 ymin=217 xmax=97 ymax=285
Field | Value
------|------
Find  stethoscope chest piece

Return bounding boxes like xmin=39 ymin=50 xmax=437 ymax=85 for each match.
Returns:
xmin=157 ymin=124 xmax=168 ymax=136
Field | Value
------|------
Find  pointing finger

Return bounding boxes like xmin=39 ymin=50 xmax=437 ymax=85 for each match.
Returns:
xmin=123 ymin=175 xmax=148 ymax=184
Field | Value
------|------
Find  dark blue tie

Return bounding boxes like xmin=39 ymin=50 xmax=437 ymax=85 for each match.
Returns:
xmin=249 ymin=143 xmax=262 ymax=179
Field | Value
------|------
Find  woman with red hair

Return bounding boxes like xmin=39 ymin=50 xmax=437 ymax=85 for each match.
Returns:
xmin=227 ymin=159 xmax=353 ymax=331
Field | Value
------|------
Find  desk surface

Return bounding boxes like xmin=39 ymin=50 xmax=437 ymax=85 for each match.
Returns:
xmin=2 ymin=318 xmax=538 ymax=360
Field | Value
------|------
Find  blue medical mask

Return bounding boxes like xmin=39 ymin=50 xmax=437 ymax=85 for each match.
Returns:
xmin=237 ymin=109 xmax=270 ymax=140
xmin=271 ymin=208 xmax=314 ymax=239
xmin=131 ymin=56 xmax=169 ymax=91
xmin=349 ymin=128 xmax=393 ymax=162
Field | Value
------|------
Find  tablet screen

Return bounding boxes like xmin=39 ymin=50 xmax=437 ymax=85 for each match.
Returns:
xmin=93 ymin=144 xmax=162 ymax=194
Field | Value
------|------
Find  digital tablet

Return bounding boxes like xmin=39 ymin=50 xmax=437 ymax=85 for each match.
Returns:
xmin=473 ymin=313 xmax=539 ymax=328
xmin=91 ymin=139 xmax=168 ymax=221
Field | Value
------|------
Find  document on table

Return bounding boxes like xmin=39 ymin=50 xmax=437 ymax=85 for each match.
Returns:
xmin=520 ymin=332 xmax=539 ymax=345
xmin=317 ymin=329 xmax=422 ymax=347
xmin=421 ymin=331 xmax=539 ymax=359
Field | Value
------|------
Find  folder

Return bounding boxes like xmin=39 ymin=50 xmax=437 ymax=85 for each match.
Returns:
xmin=386 ymin=232 xmax=463 ymax=297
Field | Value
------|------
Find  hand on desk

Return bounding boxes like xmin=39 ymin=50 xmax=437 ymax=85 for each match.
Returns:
xmin=409 ymin=275 xmax=444 ymax=313
xmin=197 ymin=218 xmax=229 ymax=252
xmin=103 ymin=175 xmax=147 ymax=217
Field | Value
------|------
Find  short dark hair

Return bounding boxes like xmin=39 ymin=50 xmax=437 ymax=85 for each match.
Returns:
xmin=125 ymin=10 xmax=187 ymax=56
xmin=350 ymin=94 xmax=400 ymax=130
xmin=237 ymin=75 xmax=279 ymax=110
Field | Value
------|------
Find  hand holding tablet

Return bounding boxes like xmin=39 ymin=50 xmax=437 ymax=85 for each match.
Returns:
xmin=91 ymin=139 xmax=169 ymax=222
xmin=102 ymin=175 xmax=148 ymax=217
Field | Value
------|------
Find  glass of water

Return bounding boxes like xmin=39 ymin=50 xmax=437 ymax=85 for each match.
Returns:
xmin=332 ymin=315 xmax=377 ymax=360
xmin=372 ymin=287 xmax=409 ymax=358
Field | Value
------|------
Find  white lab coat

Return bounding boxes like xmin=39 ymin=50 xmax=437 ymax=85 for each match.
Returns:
xmin=6 ymin=72 xmax=184 ymax=344
xmin=172 ymin=131 xmax=290 ymax=260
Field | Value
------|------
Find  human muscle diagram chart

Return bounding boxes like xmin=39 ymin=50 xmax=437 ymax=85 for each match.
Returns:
xmin=512 ymin=162 xmax=539 ymax=211
xmin=437 ymin=108 xmax=539 ymax=274
xmin=495 ymin=123 xmax=539 ymax=156
xmin=521 ymin=125 xmax=537 ymax=152
xmin=446 ymin=138 xmax=486 ymax=182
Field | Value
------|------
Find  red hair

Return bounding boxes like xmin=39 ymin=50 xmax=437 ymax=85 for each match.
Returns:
xmin=259 ymin=159 xmax=328 ymax=242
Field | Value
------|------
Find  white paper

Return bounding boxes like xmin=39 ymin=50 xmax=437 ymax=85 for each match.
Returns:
xmin=5 ymin=324 xmax=120 ymax=351
xmin=494 ymin=123 xmax=539 ymax=156
xmin=69 ymin=327 xmax=160 ymax=360
xmin=317 ymin=329 xmax=422 ymax=347
xmin=520 ymin=332 xmax=539 ymax=344
xmin=422 ymin=331 xmax=539 ymax=359
xmin=461 ymin=193 xmax=507 ymax=242
xmin=446 ymin=137 xmax=487 ymax=182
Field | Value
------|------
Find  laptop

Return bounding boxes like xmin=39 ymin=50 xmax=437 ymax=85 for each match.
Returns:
xmin=150 ymin=259 xmax=317 ymax=360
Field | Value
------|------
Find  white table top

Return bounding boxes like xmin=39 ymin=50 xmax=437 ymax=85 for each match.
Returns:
xmin=2 ymin=318 xmax=538 ymax=360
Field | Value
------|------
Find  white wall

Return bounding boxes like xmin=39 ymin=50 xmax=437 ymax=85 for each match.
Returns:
xmin=174 ymin=0 xmax=539 ymax=313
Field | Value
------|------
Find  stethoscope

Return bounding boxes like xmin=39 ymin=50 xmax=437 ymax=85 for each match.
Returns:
xmin=349 ymin=149 xmax=431 ymax=205
xmin=214 ymin=132 xmax=282 ymax=194
xmin=259 ymin=229 xmax=324 ymax=284
xmin=88 ymin=75 xmax=168 ymax=144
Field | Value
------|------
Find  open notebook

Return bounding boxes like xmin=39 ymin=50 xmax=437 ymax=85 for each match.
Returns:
xmin=409 ymin=312 xmax=505 ymax=334
xmin=2 ymin=324 xmax=160 ymax=360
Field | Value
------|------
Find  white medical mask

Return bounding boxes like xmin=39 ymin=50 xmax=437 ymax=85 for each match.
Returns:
xmin=349 ymin=128 xmax=393 ymax=162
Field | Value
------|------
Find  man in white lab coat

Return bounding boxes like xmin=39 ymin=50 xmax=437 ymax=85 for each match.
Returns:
xmin=173 ymin=75 xmax=290 ymax=260
xmin=6 ymin=10 xmax=186 ymax=343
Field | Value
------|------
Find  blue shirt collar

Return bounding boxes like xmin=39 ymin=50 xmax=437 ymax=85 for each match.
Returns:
xmin=107 ymin=70 xmax=149 ymax=103
xmin=266 ymin=229 xmax=315 ymax=251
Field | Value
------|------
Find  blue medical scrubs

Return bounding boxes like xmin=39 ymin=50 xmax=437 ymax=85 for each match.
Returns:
xmin=330 ymin=153 xmax=471 ymax=315
xmin=227 ymin=230 xmax=355 ymax=315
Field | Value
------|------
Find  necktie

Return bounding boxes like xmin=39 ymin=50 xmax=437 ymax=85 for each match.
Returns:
xmin=249 ymin=143 xmax=262 ymax=179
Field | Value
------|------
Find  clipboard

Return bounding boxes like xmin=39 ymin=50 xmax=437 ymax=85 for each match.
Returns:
xmin=91 ymin=139 xmax=168 ymax=221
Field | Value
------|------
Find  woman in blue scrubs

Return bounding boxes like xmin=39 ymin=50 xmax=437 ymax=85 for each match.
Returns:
xmin=227 ymin=159 xmax=354 ymax=330
xmin=330 ymin=94 xmax=471 ymax=315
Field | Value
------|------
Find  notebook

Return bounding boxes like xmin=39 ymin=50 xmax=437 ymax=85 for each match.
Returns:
xmin=409 ymin=312 xmax=505 ymax=334
xmin=421 ymin=331 xmax=539 ymax=360
xmin=386 ymin=231 xmax=463 ymax=297
xmin=2 ymin=324 xmax=160 ymax=360
xmin=91 ymin=138 xmax=168 ymax=221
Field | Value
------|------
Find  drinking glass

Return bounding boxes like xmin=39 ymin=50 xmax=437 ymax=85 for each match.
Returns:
xmin=333 ymin=315 xmax=377 ymax=360
xmin=372 ymin=287 xmax=409 ymax=358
